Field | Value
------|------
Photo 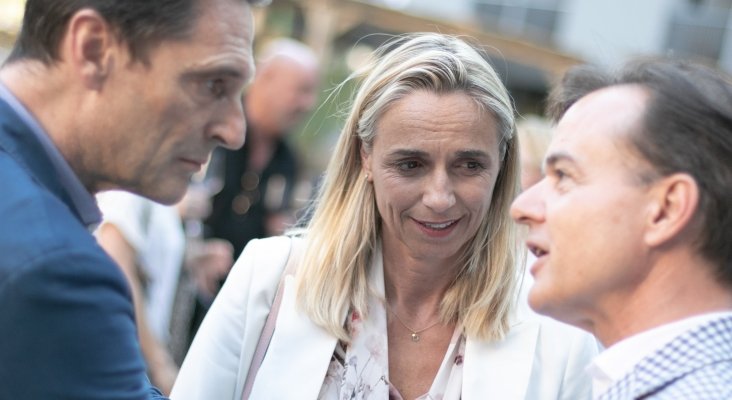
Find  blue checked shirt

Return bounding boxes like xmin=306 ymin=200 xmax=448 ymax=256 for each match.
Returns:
xmin=599 ymin=314 xmax=732 ymax=400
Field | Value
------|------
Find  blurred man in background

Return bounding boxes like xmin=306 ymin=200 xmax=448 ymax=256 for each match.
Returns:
xmin=205 ymin=38 xmax=320 ymax=258
xmin=0 ymin=0 xmax=263 ymax=398
xmin=516 ymin=115 xmax=553 ymax=191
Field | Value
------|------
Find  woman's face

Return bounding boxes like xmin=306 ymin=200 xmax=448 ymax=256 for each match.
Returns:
xmin=361 ymin=90 xmax=503 ymax=265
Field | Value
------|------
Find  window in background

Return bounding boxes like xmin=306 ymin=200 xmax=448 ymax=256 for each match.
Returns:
xmin=473 ymin=0 xmax=565 ymax=44
xmin=665 ymin=0 xmax=732 ymax=62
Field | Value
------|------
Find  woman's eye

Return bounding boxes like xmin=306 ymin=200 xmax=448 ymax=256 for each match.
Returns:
xmin=458 ymin=160 xmax=486 ymax=175
xmin=465 ymin=161 xmax=482 ymax=170
xmin=397 ymin=160 xmax=420 ymax=170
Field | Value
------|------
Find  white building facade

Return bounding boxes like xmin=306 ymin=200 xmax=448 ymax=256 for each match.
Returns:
xmin=375 ymin=0 xmax=732 ymax=72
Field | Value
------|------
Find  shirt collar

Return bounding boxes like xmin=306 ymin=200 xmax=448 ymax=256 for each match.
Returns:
xmin=588 ymin=311 xmax=732 ymax=399
xmin=0 ymin=81 xmax=101 ymax=228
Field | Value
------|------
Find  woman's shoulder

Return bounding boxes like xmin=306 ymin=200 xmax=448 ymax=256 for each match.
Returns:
xmin=462 ymin=307 xmax=597 ymax=399
xmin=516 ymin=304 xmax=597 ymax=346
xmin=513 ymin=269 xmax=596 ymax=348
xmin=229 ymin=235 xmax=298 ymax=292
xmin=242 ymin=235 xmax=294 ymax=254
xmin=241 ymin=235 xmax=305 ymax=265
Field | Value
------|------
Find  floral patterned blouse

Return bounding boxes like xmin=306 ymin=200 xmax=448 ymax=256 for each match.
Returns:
xmin=317 ymin=258 xmax=465 ymax=400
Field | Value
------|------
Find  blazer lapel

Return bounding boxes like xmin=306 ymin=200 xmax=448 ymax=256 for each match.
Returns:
xmin=0 ymin=97 xmax=76 ymax=214
xmin=463 ymin=318 xmax=540 ymax=400
xmin=248 ymin=274 xmax=340 ymax=399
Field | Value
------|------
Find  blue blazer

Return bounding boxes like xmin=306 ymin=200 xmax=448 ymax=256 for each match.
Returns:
xmin=0 ymin=97 xmax=165 ymax=399
xmin=600 ymin=315 xmax=732 ymax=400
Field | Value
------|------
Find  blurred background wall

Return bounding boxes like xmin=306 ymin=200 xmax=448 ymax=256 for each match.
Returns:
xmin=0 ymin=0 xmax=23 ymax=61
xmin=245 ymin=0 xmax=732 ymax=199
xmin=3 ymin=0 xmax=732 ymax=205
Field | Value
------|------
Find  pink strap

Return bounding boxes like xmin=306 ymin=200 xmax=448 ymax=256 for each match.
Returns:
xmin=241 ymin=237 xmax=300 ymax=400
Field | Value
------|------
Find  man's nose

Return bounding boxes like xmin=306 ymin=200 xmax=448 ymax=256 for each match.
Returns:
xmin=210 ymin=98 xmax=246 ymax=150
xmin=510 ymin=180 xmax=544 ymax=225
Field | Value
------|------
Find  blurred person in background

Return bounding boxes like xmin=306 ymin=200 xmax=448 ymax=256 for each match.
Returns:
xmin=172 ymin=33 xmax=596 ymax=400
xmin=514 ymin=115 xmax=554 ymax=314
xmin=0 ymin=0 xmax=263 ymax=398
xmin=205 ymin=37 xmax=320 ymax=259
xmin=189 ymin=37 xmax=320 ymax=337
xmin=95 ymin=190 xmax=234 ymax=394
xmin=511 ymin=58 xmax=732 ymax=399
xmin=517 ymin=114 xmax=553 ymax=191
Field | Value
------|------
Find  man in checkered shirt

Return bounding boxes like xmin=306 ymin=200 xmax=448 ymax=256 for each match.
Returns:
xmin=511 ymin=58 xmax=732 ymax=400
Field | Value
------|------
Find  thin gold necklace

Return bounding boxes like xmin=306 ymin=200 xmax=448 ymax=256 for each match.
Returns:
xmin=386 ymin=304 xmax=441 ymax=343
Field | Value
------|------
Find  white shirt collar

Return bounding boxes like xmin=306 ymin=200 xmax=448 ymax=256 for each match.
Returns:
xmin=588 ymin=311 xmax=732 ymax=399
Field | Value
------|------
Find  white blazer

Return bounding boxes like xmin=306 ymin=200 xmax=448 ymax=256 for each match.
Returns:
xmin=172 ymin=236 xmax=598 ymax=399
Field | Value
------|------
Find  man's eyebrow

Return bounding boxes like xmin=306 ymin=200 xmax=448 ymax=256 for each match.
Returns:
xmin=185 ymin=63 xmax=252 ymax=81
xmin=544 ymin=152 xmax=576 ymax=170
xmin=204 ymin=67 xmax=249 ymax=80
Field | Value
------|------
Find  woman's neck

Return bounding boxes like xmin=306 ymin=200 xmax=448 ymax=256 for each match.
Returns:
xmin=382 ymin=252 xmax=457 ymax=316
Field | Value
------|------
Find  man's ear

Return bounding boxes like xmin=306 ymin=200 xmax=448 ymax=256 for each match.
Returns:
xmin=62 ymin=9 xmax=120 ymax=89
xmin=644 ymin=173 xmax=700 ymax=247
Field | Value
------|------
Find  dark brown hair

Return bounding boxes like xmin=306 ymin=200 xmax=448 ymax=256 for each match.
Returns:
xmin=548 ymin=58 xmax=732 ymax=285
xmin=5 ymin=0 xmax=269 ymax=65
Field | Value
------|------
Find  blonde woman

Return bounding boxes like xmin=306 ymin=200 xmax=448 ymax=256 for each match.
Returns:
xmin=172 ymin=33 xmax=596 ymax=400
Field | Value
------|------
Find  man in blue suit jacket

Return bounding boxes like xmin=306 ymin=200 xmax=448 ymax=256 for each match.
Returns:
xmin=511 ymin=58 xmax=732 ymax=399
xmin=0 ymin=0 xmax=265 ymax=398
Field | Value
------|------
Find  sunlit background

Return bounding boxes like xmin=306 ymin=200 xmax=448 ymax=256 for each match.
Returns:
xmin=2 ymin=0 xmax=732 ymax=190
xmin=0 ymin=0 xmax=24 ymax=61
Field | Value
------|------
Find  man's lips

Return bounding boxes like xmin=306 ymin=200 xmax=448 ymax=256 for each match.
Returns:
xmin=525 ymin=239 xmax=549 ymax=276
xmin=179 ymin=157 xmax=207 ymax=171
xmin=526 ymin=240 xmax=549 ymax=258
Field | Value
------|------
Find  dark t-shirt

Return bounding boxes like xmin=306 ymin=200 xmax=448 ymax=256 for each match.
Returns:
xmin=205 ymin=132 xmax=298 ymax=258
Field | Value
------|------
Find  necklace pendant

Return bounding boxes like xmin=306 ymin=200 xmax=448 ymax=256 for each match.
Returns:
xmin=411 ymin=332 xmax=420 ymax=342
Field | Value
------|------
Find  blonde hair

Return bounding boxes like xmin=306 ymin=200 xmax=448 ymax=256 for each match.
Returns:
xmin=295 ymin=33 xmax=521 ymax=342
